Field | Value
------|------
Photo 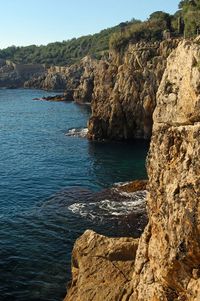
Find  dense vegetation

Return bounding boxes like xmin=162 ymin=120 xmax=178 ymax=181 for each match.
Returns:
xmin=109 ymin=1 xmax=200 ymax=51
xmin=0 ymin=1 xmax=200 ymax=66
xmin=109 ymin=12 xmax=175 ymax=51
xmin=0 ymin=25 xmax=123 ymax=65
xmin=179 ymin=0 xmax=200 ymax=37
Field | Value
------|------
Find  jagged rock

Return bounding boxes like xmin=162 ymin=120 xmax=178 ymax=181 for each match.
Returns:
xmin=0 ymin=60 xmax=45 ymax=88
xmin=65 ymin=40 xmax=200 ymax=301
xmin=36 ymin=93 xmax=73 ymax=102
xmin=25 ymin=56 xmax=96 ymax=103
xmin=73 ymin=56 xmax=95 ymax=103
xmin=88 ymin=39 xmax=180 ymax=140
xmin=126 ymin=39 xmax=200 ymax=301
xmin=65 ymin=230 xmax=138 ymax=301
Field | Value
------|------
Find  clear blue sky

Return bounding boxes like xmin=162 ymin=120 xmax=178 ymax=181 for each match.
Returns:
xmin=0 ymin=0 xmax=180 ymax=49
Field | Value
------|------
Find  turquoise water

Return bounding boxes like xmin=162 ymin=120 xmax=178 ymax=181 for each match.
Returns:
xmin=0 ymin=89 xmax=148 ymax=301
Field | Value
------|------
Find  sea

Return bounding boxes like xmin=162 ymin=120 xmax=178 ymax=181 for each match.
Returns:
xmin=0 ymin=89 xmax=149 ymax=301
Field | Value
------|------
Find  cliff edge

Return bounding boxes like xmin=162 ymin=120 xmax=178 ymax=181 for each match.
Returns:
xmin=88 ymin=40 xmax=179 ymax=140
xmin=65 ymin=39 xmax=200 ymax=300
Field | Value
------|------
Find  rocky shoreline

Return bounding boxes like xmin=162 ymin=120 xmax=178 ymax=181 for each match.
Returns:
xmin=65 ymin=39 xmax=200 ymax=300
xmin=1 ymin=38 xmax=200 ymax=300
xmin=1 ymin=40 xmax=180 ymax=141
xmin=25 ymin=40 xmax=180 ymax=141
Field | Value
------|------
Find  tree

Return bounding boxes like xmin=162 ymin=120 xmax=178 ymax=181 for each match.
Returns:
xmin=179 ymin=0 xmax=200 ymax=36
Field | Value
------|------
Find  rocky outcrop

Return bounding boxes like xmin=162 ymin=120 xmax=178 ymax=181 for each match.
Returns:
xmin=24 ymin=64 xmax=82 ymax=91
xmin=128 ymin=38 xmax=200 ymax=301
xmin=24 ymin=56 xmax=96 ymax=103
xmin=65 ymin=230 xmax=138 ymax=301
xmin=0 ymin=60 xmax=45 ymax=88
xmin=88 ymin=39 xmax=179 ymax=140
xmin=25 ymin=40 xmax=179 ymax=132
xmin=73 ymin=56 xmax=95 ymax=103
xmin=65 ymin=39 xmax=200 ymax=300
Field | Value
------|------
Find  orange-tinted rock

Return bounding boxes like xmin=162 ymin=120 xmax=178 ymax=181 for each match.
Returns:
xmin=65 ymin=39 xmax=200 ymax=301
xmin=117 ymin=180 xmax=148 ymax=193
xmin=64 ymin=230 xmax=138 ymax=301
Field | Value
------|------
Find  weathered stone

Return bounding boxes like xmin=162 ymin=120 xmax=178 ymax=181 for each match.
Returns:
xmin=25 ymin=56 xmax=97 ymax=103
xmin=65 ymin=39 xmax=200 ymax=301
xmin=128 ymin=39 xmax=200 ymax=301
xmin=0 ymin=60 xmax=45 ymax=88
xmin=65 ymin=230 xmax=138 ymax=301
xmin=88 ymin=40 xmax=180 ymax=140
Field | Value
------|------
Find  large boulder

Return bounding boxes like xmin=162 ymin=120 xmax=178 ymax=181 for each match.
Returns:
xmin=65 ymin=230 xmax=138 ymax=301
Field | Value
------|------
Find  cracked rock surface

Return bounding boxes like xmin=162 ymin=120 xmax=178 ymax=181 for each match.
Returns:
xmin=64 ymin=230 xmax=138 ymax=301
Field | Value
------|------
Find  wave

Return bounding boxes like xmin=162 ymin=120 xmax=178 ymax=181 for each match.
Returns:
xmin=68 ymin=190 xmax=147 ymax=222
xmin=65 ymin=127 xmax=88 ymax=138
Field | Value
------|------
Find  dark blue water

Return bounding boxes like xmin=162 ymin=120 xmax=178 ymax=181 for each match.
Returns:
xmin=0 ymin=89 xmax=148 ymax=301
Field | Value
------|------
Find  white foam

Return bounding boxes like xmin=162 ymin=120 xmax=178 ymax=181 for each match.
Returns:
xmin=68 ymin=190 xmax=147 ymax=221
xmin=65 ymin=128 xmax=88 ymax=138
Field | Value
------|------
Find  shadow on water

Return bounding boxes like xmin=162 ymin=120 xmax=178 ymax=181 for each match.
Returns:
xmin=88 ymin=139 xmax=149 ymax=189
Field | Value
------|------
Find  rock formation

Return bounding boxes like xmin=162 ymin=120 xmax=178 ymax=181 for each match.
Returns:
xmin=25 ymin=40 xmax=179 ymax=139
xmin=64 ymin=230 xmax=138 ymax=301
xmin=24 ymin=56 xmax=96 ymax=103
xmin=0 ymin=60 xmax=45 ymax=88
xmin=88 ymin=39 xmax=179 ymax=140
xmin=65 ymin=39 xmax=200 ymax=300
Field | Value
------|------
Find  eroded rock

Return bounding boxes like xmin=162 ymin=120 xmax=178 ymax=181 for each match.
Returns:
xmin=65 ymin=39 xmax=200 ymax=301
xmin=88 ymin=40 xmax=180 ymax=140
xmin=128 ymin=39 xmax=200 ymax=301
xmin=65 ymin=230 xmax=138 ymax=301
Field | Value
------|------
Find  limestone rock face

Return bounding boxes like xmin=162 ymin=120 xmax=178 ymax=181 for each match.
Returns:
xmin=65 ymin=40 xmax=200 ymax=301
xmin=25 ymin=56 xmax=96 ymax=103
xmin=88 ymin=40 xmax=179 ymax=140
xmin=73 ymin=56 xmax=95 ymax=103
xmin=24 ymin=63 xmax=84 ymax=92
xmin=128 ymin=39 xmax=200 ymax=301
xmin=65 ymin=230 xmax=138 ymax=301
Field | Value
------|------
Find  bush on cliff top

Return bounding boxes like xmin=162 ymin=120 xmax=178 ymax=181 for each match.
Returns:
xmin=179 ymin=0 xmax=200 ymax=36
xmin=109 ymin=11 xmax=178 ymax=51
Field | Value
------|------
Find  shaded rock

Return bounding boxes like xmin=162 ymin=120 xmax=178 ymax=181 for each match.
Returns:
xmin=38 ymin=92 xmax=73 ymax=102
xmin=0 ymin=60 xmax=45 ymax=88
xmin=25 ymin=56 xmax=97 ymax=103
xmin=88 ymin=39 xmax=180 ymax=140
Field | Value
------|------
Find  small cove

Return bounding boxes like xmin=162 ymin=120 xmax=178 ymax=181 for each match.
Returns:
xmin=0 ymin=89 xmax=149 ymax=301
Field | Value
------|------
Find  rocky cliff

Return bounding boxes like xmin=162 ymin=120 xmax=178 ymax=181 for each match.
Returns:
xmin=0 ymin=60 xmax=45 ymax=88
xmin=65 ymin=39 xmax=200 ymax=300
xmin=24 ymin=56 xmax=97 ymax=102
xmin=88 ymin=39 xmax=179 ymax=140
xmin=25 ymin=39 xmax=179 ymax=139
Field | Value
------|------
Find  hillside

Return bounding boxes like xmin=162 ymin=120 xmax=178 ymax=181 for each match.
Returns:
xmin=0 ymin=11 xmax=181 ymax=67
xmin=0 ymin=1 xmax=200 ymax=67
xmin=0 ymin=23 xmax=126 ymax=66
